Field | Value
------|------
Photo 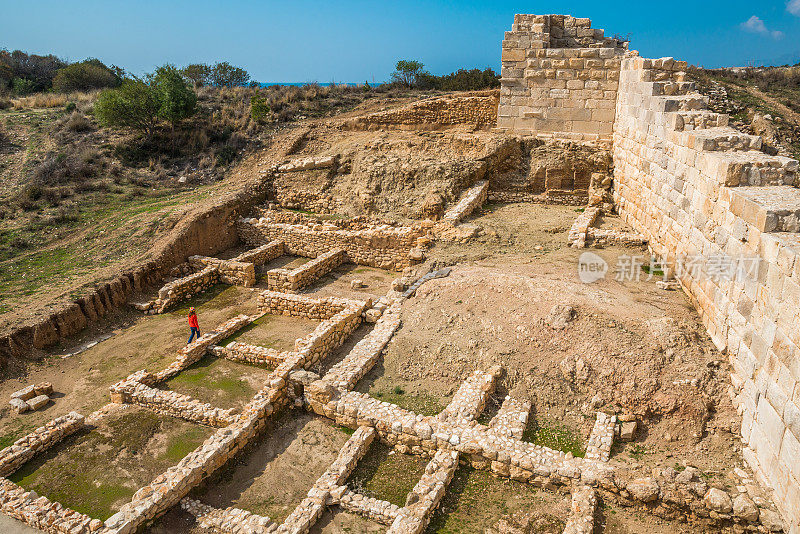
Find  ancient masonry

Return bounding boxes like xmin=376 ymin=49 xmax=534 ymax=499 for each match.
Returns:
xmin=0 ymin=245 xmax=785 ymax=533
xmin=498 ymin=15 xmax=800 ymax=529
xmin=1 ymin=12 xmax=799 ymax=534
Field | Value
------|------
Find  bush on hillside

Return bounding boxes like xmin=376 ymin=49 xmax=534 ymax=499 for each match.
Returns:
xmin=152 ymin=65 xmax=197 ymax=126
xmin=94 ymin=78 xmax=161 ymax=139
xmin=52 ymin=59 xmax=121 ymax=92
xmin=95 ymin=66 xmax=197 ymax=138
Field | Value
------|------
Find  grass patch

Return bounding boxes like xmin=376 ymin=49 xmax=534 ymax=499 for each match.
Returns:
xmin=165 ymin=355 xmax=259 ymax=409
xmin=163 ymin=425 xmax=210 ymax=462
xmin=8 ymin=408 xmax=211 ymax=520
xmin=427 ymin=465 xmax=562 ymax=533
xmin=347 ymin=443 xmax=426 ymax=506
xmin=371 ymin=388 xmax=447 ymax=417
xmin=627 ymin=443 xmax=648 ymax=460
xmin=522 ymin=418 xmax=585 ymax=458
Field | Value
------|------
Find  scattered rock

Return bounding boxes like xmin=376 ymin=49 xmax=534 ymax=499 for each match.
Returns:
xmin=350 ymin=279 xmax=364 ymax=290
xmin=27 ymin=395 xmax=50 ymax=411
xmin=758 ymin=509 xmax=784 ymax=532
xmin=732 ymin=494 xmax=759 ymax=522
xmin=546 ymin=304 xmax=576 ymax=330
xmin=626 ymin=477 xmax=660 ymax=502
xmin=9 ymin=398 xmax=29 ymax=414
xmin=620 ymin=421 xmax=637 ymax=441
xmin=703 ymin=488 xmax=732 ymax=513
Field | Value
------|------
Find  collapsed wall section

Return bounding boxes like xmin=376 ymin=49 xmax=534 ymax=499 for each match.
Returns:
xmin=236 ymin=216 xmax=426 ymax=270
xmin=497 ymin=14 xmax=626 ymax=142
xmin=612 ymin=55 xmax=800 ymax=529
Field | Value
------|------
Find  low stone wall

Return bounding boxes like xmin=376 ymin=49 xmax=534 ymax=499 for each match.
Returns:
xmin=267 ymin=248 xmax=346 ymax=292
xmin=150 ymin=266 xmax=220 ymax=313
xmin=0 ymin=412 xmax=85 ymax=477
xmin=488 ymin=396 xmax=531 ymax=440
xmin=563 ymin=485 xmax=597 ymax=534
xmin=586 ymin=227 xmax=647 ymax=247
xmin=342 ymin=92 xmax=499 ymax=131
xmin=188 ymin=256 xmax=256 ymax=287
xmin=258 ymin=291 xmax=356 ymax=320
xmin=152 ymin=314 xmax=254 ymax=382
xmin=210 ymin=342 xmax=287 ymax=368
xmin=0 ymin=478 xmax=103 ymax=533
xmin=584 ymin=412 xmax=616 ymax=462
xmin=337 ymin=488 xmax=401 ymax=525
xmin=110 ymin=379 xmax=236 ymax=427
xmin=387 ymin=449 xmax=460 ymax=533
xmin=181 ymin=498 xmax=275 ymax=533
xmin=318 ymin=301 xmax=402 ymax=390
xmin=568 ymin=207 xmax=600 ymax=248
xmin=278 ymin=426 xmax=376 ymax=534
xmin=237 ymin=217 xmax=426 ymax=270
xmin=441 ymin=180 xmax=489 ymax=224
xmin=233 ymin=240 xmax=286 ymax=267
xmin=295 ymin=304 xmax=367 ymax=371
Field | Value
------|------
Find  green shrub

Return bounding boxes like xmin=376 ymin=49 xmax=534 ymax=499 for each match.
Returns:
xmin=12 ymin=77 xmax=36 ymax=96
xmin=151 ymin=65 xmax=196 ymax=126
xmin=52 ymin=59 xmax=120 ymax=92
xmin=215 ymin=145 xmax=236 ymax=165
xmin=95 ymin=79 xmax=160 ymax=139
xmin=64 ymin=101 xmax=77 ymax=112
xmin=250 ymin=94 xmax=270 ymax=122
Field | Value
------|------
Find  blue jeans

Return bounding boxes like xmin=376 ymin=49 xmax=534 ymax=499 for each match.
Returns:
xmin=188 ymin=327 xmax=200 ymax=344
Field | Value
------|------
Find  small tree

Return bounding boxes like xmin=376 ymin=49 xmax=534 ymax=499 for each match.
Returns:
xmin=181 ymin=63 xmax=211 ymax=87
xmin=94 ymin=78 xmax=160 ymax=140
xmin=151 ymin=64 xmax=196 ymax=127
xmin=250 ymin=93 xmax=270 ymax=123
xmin=391 ymin=60 xmax=425 ymax=87
xmin=52 ymin=59 xmax=121 ymax=92
xmin=210 ymin=62 xmax=250 ymax=87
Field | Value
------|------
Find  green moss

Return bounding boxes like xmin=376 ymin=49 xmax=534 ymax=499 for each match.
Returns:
xmin=164 ymin=355 xmax=263 ymax=409
xmin=347 ymin=443 xmax=426 ymax=506
xmin=427 ymin=466 xmax=560 ymax=533
xmin=163 ymin=425 xmax=210 ymax=463
xmin=369 ymin=389 xmax=447 ymax=417
xmin=522 ymin=418 xmax=585 ymax=458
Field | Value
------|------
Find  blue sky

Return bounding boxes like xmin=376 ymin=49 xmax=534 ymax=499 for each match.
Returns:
xmin=2 ymin=1 xmax=799 ymax=82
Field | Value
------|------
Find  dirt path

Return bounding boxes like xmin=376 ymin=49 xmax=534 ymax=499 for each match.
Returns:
xmin=740 ymin=84 xmax=800 ymax=126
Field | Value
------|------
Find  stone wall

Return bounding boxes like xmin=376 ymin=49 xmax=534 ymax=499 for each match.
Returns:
xmin=152 ymin=266 xmax=220 ymax=313
xmin=0 ymin=412 xmax=85 ymax=477
xmin=267 ymin=248 xmax=346 ymax=292
xmin=237 ymin=217 xmax=426 ymax=270
xmin=110 ymin=379 xmax=236 ymax=427
xmin=188 ymin=257 xmax=256 ymax=287
xmin=343 ymin=92 xmax=499 ymax=131
xmin=612 ymin=54 xmax=800 ymax=530
xmin=497 ymin=15 xmax=626 ymax=142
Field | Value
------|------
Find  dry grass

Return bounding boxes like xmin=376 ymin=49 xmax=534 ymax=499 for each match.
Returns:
xmin=11 ymin=90 xmax=98 ymax=110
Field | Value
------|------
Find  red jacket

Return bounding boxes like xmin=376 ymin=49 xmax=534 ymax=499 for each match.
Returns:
xmin=188 ymin=313 xmax=199 ymax=328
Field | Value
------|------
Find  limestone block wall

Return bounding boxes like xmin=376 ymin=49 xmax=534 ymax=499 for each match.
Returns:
xmin=153 ymin=266 xmax=220 ymax=313
xmin=237 ymin=217 xmax=426 ymax=270
xmin=267 ymin=248 xmax=346 ymax=292
xmin=343 ymin=92 xmax=499 ymax=131
xmin=188 ymin=256 xmax=256 ymax=287
xmin=612 ymin=55 xmax=800 ymax=530
xmin=498 ymin=15 xmax=626 ymax=142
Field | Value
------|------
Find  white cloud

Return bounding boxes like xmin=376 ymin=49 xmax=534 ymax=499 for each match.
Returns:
xmin=741 ymin=15 xmax=784 ymax=39
xmin=788 ymin=0 xmax=800 ymax=16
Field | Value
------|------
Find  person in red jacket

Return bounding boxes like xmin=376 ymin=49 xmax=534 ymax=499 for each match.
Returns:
xmin=187 ymin=307 xmax=200 ymax=344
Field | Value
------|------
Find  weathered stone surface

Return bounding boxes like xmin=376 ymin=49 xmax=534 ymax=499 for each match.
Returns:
xmin=703 ymin=487 xmax=732 ymax=513
xmin=626 ymin=477 xmax=659 ymax=502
